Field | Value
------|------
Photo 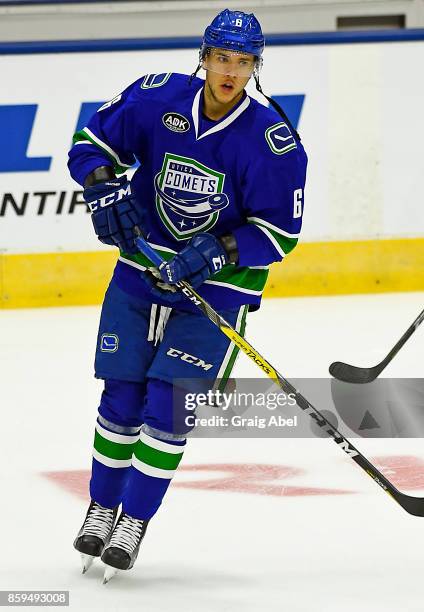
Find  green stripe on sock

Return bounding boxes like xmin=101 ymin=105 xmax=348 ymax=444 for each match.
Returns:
xmin=94 ymin=430 xmax=137 ymax=461
xmin=133 ymin=440 xmax=184 ymax=471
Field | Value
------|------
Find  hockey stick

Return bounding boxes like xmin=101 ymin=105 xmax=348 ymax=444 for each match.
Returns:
xmin=329 ymin=308 xmax=424 ymax=384
xmin=135 ymin=233 xmax=424 ymax=517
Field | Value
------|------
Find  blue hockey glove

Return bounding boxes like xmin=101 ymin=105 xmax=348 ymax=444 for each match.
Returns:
xmin=84 ymin=176 xmax=142 ymax=254
xmin=159 ymin=232 xmax=228 ymax=289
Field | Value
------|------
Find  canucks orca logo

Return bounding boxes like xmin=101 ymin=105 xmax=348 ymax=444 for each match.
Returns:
xmin=155 ymin=153 xmax=229 ymax=240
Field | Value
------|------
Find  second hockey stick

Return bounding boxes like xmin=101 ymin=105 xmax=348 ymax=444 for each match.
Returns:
xmin=329 ymin=308 xmax=424 ymax=384
xmin=135 ymin=233 xmax=424 ymax=517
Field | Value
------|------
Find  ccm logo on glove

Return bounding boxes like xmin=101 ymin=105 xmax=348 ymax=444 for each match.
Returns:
xmin=87 ymin=182 xmax=132 ymax=212
xmin=212 ymin=255 xmax=226 ymax=272
xmin=83 ymin=175 xmax=143 ymax=254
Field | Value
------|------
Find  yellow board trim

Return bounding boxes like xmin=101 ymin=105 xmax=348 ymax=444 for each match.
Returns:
xmin=0 ymin=250 xmax=118 ymax=309
xmin=264 ymin=237 xmax=424 ymax=298
xmin=1 ymin=237 xmax=423 ymax=309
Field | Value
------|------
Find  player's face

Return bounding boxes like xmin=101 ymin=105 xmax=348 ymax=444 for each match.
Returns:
xmin=203 ymin=48 xmax=254 ymax=106
xmin=205 ymin=69 xmax=250 ymax=106
xmin=203 ymin=48 xmax=256 ymax=78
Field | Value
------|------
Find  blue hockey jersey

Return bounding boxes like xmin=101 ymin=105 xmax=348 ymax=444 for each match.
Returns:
xmin=68 ymin=72 xmax=308 ymax=311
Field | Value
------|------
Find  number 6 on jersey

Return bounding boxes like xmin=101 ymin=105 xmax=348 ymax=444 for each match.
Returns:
xmin=293 ymin=188 xmax=303 ymax=219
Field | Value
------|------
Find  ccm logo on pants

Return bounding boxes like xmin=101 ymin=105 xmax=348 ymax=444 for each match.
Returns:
xmin=166 ymin=348 xmax=213 ymax=371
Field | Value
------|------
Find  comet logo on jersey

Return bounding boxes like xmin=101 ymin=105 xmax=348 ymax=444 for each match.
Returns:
xmin=155 ymin=152 xmax=229 ymax=240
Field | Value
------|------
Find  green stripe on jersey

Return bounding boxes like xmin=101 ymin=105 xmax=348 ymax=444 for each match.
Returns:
xmin=120 ymin=250 xmax=269 ymax=296
xmin=121 ymin=248 xmax=174 ymax=270
xmin=210 ymin=265 xmax=269 ymax=292
xmin=217 ymin=305 xmax=248 ymax=390
xmin=248 ymin=219 xmax=298 ymax=256
xmin=72 ymin=129 xmax=131 ymax=175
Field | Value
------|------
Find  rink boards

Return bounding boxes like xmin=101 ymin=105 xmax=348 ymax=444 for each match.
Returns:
xmin=1 ymin=33 xmax=424 ymax=307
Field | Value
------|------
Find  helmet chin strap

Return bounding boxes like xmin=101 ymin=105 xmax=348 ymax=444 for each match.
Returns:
xmin=188 ymin=62 xmax=202 ymax=85
xmin=254 ymin=75 xmax=301 ymax=142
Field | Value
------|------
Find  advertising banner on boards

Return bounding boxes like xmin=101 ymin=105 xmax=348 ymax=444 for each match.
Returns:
xmin=1 ymin=39 xmax=423 ymax=306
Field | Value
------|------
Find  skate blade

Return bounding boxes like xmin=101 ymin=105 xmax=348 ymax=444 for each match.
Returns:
xmin=103 ymin=565 xmax=119 ymax=584
xmin=80 ymin=553 xmax=95 ymax=574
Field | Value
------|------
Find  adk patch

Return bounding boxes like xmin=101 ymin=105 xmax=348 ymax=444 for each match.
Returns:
xmin=155 ymin=153 xmax=229 ymax=240
xmin=162 ymin=112 xmax=190 ymax=133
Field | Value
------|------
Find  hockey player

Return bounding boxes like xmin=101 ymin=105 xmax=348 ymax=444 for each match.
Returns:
xmin=68 ymin=8 xmax=307 ymax=583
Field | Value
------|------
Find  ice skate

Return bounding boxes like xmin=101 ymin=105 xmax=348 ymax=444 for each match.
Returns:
xmin=73 ymin=499 xmax=118 ymax=573
xmin=101 ymin=512 xmax=149 ymax=583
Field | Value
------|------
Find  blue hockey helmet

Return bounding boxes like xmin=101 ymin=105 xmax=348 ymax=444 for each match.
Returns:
xmin=202 ymin=9 xmax=265 ymax=59
xmin=190 ymin=9 xmax=301 ymax=141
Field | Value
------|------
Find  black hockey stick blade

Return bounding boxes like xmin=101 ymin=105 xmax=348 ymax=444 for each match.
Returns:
xmin=388 ymin=488 xmax=424 ymax=517
xmin=329 ymin=361 xmax=382 ymax=384
xmin=330 ymin=308 xmax=424 ymax=384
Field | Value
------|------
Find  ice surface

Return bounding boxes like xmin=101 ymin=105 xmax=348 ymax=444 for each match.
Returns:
xmin=1 ymin=292 xmax=423 ymax=611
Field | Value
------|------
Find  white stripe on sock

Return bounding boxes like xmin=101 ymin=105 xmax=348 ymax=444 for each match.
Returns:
xmin=139 ymin=430 xmax=185 ymax=454
xmin=92 ymin=448 xmax=132 ymax=468
xmin=132 ymin=454 xmax=176 ymax=479
xmin=96 ymin=422 xmax=140 ymax=445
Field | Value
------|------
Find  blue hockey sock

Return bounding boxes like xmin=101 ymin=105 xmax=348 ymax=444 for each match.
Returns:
xmin=89 ymin=415 xmax=142 ymax=508
xmin=121 ymin=427 xmax=186 ymax=520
